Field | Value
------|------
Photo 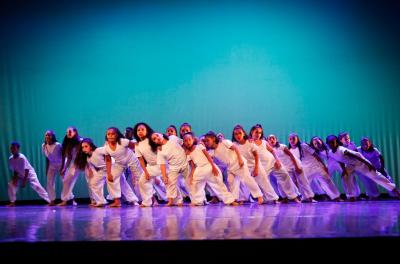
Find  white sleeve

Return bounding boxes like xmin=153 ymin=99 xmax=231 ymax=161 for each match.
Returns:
xmin=135 ymin=145 xmax=143 ymax=158
xmin=250 ymin=142 xmax=257 ymax=152
xmin=157 ymin=152 xmax=166 ymax=165
xmin=222 ymin=139 xmax=233 ymax=149
xmin=302 ymin=143 xmax=315 ymax=155
xmin=120 ymin=138 xmax=130 ymax=147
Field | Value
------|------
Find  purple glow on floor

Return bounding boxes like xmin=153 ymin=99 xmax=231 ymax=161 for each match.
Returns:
xmin=1 ymin=201 xmax=400 ymax=242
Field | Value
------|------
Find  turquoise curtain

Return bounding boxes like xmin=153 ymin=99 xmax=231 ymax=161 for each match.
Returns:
xmin=1 ymin=0 xmax=399 ymax=201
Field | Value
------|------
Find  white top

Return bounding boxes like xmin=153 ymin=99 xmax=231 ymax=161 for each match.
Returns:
xmin=295 ymin=143 xmax=320 ymax=168
xmin=169 ymin=135 xmax=183 ymax=145
xmin=9 ymin=153 xmax=35 ymax=177
xmin=42 ymin=142 xmax=62 ymax=165
xmin=135 ymin=138 xmax=157 ymax=166
xmin=87 ymin=147 xmax=107 ymax=170
xmin=208 ymin=139 xmax=238 ymax=169
xmin=156 ymin=138 xmax=187 ymax=171
xmin=344 ymin=142 xmax=357 ymax=151
xmin=329 ymin=146 xmax=370 ymax=167
xmin=358 ymin=147 xmax=382 ymax=169
xmin=234 ymin=141 xmax=258 ymax=168
xmin=274 ymin=144 xmax=301 ymax=169
xmin=187 ymin=144 xmax=209 ymax=167
xmin=254 ymin=140 xmax=276 ymax=171
xmin=104 ymin=138 xmax=135 ymax=165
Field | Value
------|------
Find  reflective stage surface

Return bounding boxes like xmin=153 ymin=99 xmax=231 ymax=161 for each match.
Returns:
xmin=1 ymin=201 xmax=400 ymax=242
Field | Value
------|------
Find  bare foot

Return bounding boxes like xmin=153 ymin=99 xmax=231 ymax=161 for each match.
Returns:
xmin=230 ymin=201 xmax=239 ymax=206
xmin=177 ymin=203 xmax=183 ymax=207
xmin=209 ymin=196 xmax=219 ymax=204
xmin=6 ymin=202 xmax=15 ymax=207
xmin=109 ymin=199 xmax=121 ymax=208
xmin=47 ymin=201 xmax=56 ymax=206
xmin=333 ymin=197 xmax=344 ymax=202
xmin=257 ymin=197 xmax=264 ymax=205
xmin=140 ymin=204 xmax=149 ymax=208
xmin=57 ymin=201 xmax=68 ymax=206
xmin=291 ymin=197 xmax=302 ymax=204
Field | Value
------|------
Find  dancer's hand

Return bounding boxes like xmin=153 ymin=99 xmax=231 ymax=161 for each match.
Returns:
xmin=145 ymin=171 xmax=150 ymax=181
xmin=107 ymin=174 xmax=114 ymax=183
xmin=212 ymin=166 xmax=219 ymax=176
xmin=162 ymin=176 xmax=168 ymax=185
xmin=274 ymin=160 xmax=282 ymax=170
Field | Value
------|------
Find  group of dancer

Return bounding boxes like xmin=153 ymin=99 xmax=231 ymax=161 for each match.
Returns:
xmin=6 ymin=122 xmax=400 ymax=207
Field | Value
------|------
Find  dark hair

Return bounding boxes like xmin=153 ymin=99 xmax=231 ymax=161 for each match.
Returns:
xmin=44 ymin=130 xmax=57 ymax=144
xmin=149 ymin=132 xmax=169 ymax=152
xmin=360 ymin=137 xmax=374 ymax=152
xmin=133 ymin=122 xmax=154 ymax=142
xmin=10 ymin=141 xmax=20 ymax=148
xmin=267 ymin=134 xmax=280 ymax=148
xmin=124 ymin=127 xmax=134 ymax=140
xmin=231 ymin=124 xmax=248 ymax=143
xmin=105 ymin=127 xmax=124 ymax=145
xmin=204 ymin=131 xmax=219 ymax=144
xmin=62 ymin=127 xmax=80 ymax=158
xmin=166 ymin=125 xmax=178 ymax=135
xmin=249 ymin=124 xmax=264 ymax=140
xmin=326 ymin=135 xmax=339 ymax=149
xmin=181 ymin=132 xmax=197 ymax=149
xmin=179 ymin=123 xmax=192 ymax=138
xmin=74 ymin=138 xmax=97 ymax=170
xmin=338 ymin=132 xmax=349 ymax=146
xmin=287 ymin=133 xmax=304 ymax=160
xmin=309 ymin=136 xmax=328 ymax=157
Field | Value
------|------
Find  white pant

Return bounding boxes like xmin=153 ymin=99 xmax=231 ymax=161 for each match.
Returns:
xmin=248 ymin=164 xmax=279 ymax=201
xmin=61 ymin=165 xmax=82 ymax=201
xmin=354 ymin=164 xmax=396 ymax=192
xmin=227 ymin=161 xmax=263 ymax=201
xmin=46 ymin=163 xmax=62 ymax=201
xmin=287 ymin=167 xmax=314 ymax=199
xmin=189 ymin=164 xmax=235 ymax=205
xmin=358 ymin=174 xmax=380 ymax=198
xmin=107 ymin=163 xmax=140 ymax=202
xmin=139 ymin=164 xmax=168 ymax=206
xmin=329 ymin=162 xmax=360 ymax=198
xmin=165 ymin=164 xmax=191 ymax=204
xmin=304 ymin=166 xmax=340 ymax=199
xmin=267 ymin=166 xmax=299 ymax=200
xmin=88 ymin=168 xmax=107 ymax=205
xmin=8 ymin=173 xmax=50 ymax=203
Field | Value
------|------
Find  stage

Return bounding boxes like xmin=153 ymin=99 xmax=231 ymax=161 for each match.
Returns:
xmin=1 ymin=200 xmax=400 ymax=242
xmin=1 ymin=200 xmax=400 ymax=259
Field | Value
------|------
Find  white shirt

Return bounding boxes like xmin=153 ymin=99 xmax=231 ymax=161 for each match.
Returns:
xmin=274 ymin=144 xmax=301 ymax=170
xmin=157 ymin=139 xmax=187 ymax=171
xmin=104 ymin=138 xmax=135 ymax=165
xmin=234 ymin=141 xmax=258 ymax=168
xmin=297 ymin=143 xmax=320 ymax=168
xmin=187 ymin=144 xmax=209 ymax=167
xmin=254 ymin=140 xmax=276 ymax=171
xmin=208 ymin=140 xmax=238 ymax=169
xmin=358 ymin=147 xmax=382 ymax=169
xmin=42 ymin=142 xmax=62 ymax=165
xmin=135 ymin=138 xmax=157 ymax=166
xmin=329 ymin=146 xmax=369 ymax=167
xmin=9 ymin=153 xmax=35 ymax=177
xmin=87 ymin=147 xmax=107 ymax=170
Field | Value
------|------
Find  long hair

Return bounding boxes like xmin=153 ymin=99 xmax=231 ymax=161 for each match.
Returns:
xmin=309 ymin=136 xmax=328 ymax=157
xmin=338 ymin=132 xmax=349 ymax=146
xmin=179 ymin=123 xmax=192 ymax=139
xmin=181 ymin=132 xmax=197 ymax=151
xmin=74 ymin=138 xmax=97 ymax=170
xmin=44 ymin=130 xmax=57 ymax=145
xmin=105 ymin=127 xmax=124 ymax=145
xmin=166 ymin=125 xmax=178 ymax=136
xmin=204 ymin=131 xmax=219 ymax=144
xmin=249 ymin=124 xmax=264 ymax=140
xmin=326 ymin=135 xmax=339 ymax=149
xmin=149 ymin=132 xmax=169 ymax=152
xmin=62 ymin=127 xmax=80 ymax=157
xmin=287 ymin=133 xmax=304 ymax=160
xmin=360 ymin=137 xmax=375 ymax=153
xmin=133 ymin=122 xmax=154 ymax=142
xmin=231 ymin=124 xmax=249 ymax=143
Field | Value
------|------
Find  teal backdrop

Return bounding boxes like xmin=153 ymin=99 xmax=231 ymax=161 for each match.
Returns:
xmin=1 ymin=0 xmax=399 ymax=201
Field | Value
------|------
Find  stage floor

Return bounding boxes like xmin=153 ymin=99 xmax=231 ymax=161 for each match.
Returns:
xmin=1 ymin=201 xmax=400 ymax=242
